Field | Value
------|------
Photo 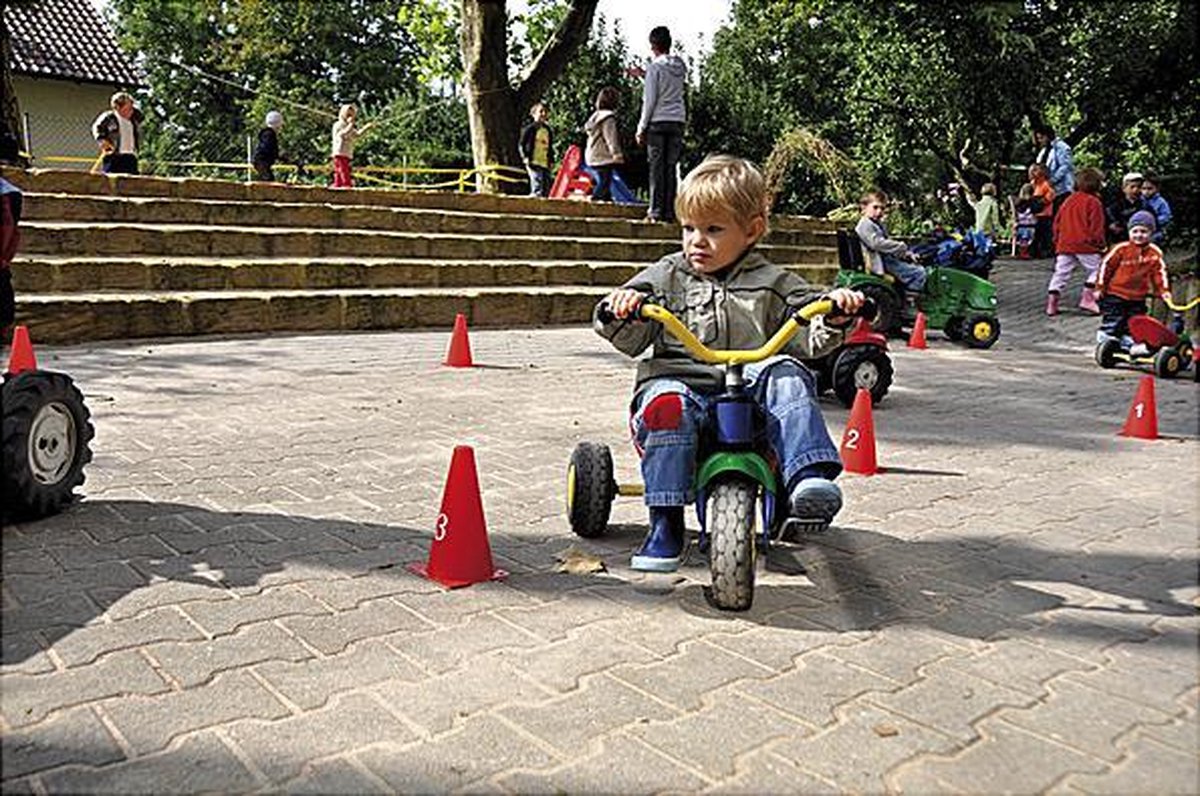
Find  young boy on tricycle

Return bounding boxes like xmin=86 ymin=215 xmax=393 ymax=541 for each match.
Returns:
xmin=594 ymin=155 xmax=864 ymax=574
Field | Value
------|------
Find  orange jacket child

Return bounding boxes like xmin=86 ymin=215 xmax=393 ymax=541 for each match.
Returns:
xmin=1097 ymin=240 xmax=1169 ymax=302
xmin=1031 ymin=175 xmax=1055 ymax=219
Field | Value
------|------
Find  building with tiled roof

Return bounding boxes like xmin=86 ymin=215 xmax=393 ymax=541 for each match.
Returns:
xmin=5 ymin=0 xmax=144 ymax=166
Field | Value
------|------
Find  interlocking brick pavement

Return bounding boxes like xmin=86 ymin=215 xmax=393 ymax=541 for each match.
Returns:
xmin=2 ymin=258 xmax=1197 ymax=793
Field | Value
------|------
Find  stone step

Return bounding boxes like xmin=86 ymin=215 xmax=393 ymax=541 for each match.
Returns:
xmin=2 ymin=167 xmax=831 ymax=230
xmin=11 ymin=255 xmax=838 ymax=293
xmin=22 ymin=193 xmax=832 ymax=247
xmin=13 ymin=285 xmax=613 ymax=343
xmin=15 ymin=265 xmax=840 ymax=344
xmin=21 ymin=222 xmax=838 ymax=265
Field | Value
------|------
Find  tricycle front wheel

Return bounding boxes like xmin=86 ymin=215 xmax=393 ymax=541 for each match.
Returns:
xmin=706 ymin=478 xmax=757 ymax=611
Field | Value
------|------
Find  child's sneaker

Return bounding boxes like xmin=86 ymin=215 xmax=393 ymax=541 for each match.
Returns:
xmin=1078 ymin=290 xmax=1100 ymax=315
xmin=1128 ymin=342 xmax=1151 ymax=357
xmin=787 ymin=477 xmax=843 ymax=534
xmin=631 ymin=506 xmax=685 ymax=572
xmin=1045 ymin=292 xmax=1060 ymax=316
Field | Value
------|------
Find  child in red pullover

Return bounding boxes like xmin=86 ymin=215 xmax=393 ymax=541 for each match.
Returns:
xmin=1047 ymin=167 xmax=1106 ymax=316
xmin=1096 ymin=210 xmax=1171 ymax=354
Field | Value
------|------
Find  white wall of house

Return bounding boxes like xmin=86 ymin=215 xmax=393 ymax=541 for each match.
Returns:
xmin=13 ymin=76 xmax=121 ymax=169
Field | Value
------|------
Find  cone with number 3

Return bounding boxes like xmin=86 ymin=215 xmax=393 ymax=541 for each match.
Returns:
xmin=1119 ymin=375 xmax=1158 ymax=440
xmin=840 ymin=388 xmax=879 ymax=475
xmin=409 ymin=445 xmax=507 ymax=587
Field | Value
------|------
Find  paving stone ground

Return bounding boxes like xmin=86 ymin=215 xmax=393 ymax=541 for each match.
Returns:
xmin=2 ymin=257 xmax=1197 ymax=794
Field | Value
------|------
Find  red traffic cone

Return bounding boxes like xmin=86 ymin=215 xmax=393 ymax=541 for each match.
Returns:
xmin=1118 ymin=375 xmax=1158 ymax=440
xmin=408 ymin=446 xmax=507 ymax=588
xmin=444 ymin=313 xmax=473 ymax=367
xmin=907 ymin=311 xmax=928 ymax=349
xmin=840 ymin=387 xmax=879 ymax=475
xmin=6 ymin=325 xmax=37 ymax=374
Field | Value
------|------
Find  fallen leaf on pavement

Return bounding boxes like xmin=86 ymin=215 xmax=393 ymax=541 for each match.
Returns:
xmin=873 ymin=723 xmax=900 ymax=738
xmin=555 ymin=546 xmax=607 ymax=575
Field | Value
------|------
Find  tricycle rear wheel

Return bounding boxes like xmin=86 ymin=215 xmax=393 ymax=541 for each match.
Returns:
xmin=566 ymin=442 xmax=616 ymax=538
xmin=706 ymin=478 xmax=757 ymax=611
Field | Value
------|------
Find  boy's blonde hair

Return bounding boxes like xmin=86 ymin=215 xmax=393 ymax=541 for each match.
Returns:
xmin=339 ymin=104 xmax=356 ymax=121
xmin=981 ymin=182 xmax=996 ymax=196
xmin=675 ymin=155 xmax=769 ymax=230
xmin=110 ymin=91 xmax=133 ymax=109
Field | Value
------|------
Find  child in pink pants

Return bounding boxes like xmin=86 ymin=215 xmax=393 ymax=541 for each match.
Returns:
xmin=1047 ymin=167 xmax=1106 ymax=316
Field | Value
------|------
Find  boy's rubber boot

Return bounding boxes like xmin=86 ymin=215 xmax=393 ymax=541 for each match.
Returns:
xmin=631 ymin=507 xmax=685 ymax=573
xmin=1045 ymin=292 xmax=1060 ymax=316
xmin=1078 ymin=289 xmax=1100 ymax=315
xmin=787 ymin=477 xmax=843 ymax=536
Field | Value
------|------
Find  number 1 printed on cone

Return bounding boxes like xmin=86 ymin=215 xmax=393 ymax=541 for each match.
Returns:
xmin=840 ymin=387 xmax=879 ymax=475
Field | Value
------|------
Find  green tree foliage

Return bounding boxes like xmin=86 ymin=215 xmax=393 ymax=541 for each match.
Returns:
xmin=693 ymin=0 xmax=1197 ymax=227
xmin=109 ymin=0 xmax=426 ymax=171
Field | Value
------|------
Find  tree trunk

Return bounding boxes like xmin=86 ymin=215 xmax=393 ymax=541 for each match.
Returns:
xmin=459 ymin=0 xmax=597 ymax=193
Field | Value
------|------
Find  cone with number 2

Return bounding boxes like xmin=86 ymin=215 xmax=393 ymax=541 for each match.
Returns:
xmin=408 ymin=445 xmax=507 ymax=588
xmin=840 ymin=387 xmax=879 ymax=475
xmin=1119 ymin=375 xmax=1158 ymax=440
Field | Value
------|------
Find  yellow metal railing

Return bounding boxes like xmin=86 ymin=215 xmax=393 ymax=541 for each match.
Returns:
xmin=27 ymin=154 xmax=527 ymax=193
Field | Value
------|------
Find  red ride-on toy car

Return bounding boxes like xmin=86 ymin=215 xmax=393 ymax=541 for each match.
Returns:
xmin=803 ymin=318 xmax=893 ymax=407
xmin=1094 ymin=298 xmax=1199 ymax=380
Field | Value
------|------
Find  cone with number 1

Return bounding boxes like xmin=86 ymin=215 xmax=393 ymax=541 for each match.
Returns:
xmin=840 ymin=388 xmax=879 ymax=475
xmin=408 ymin=445 xmax=507 ymax=588
xmin=1118 ymin=375 xmax=1158 ymax=440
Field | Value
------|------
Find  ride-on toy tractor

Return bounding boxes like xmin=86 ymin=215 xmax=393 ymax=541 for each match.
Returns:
xmin=834 ymin=229 xmax=1001 ymax=348
xmin=1 ymin=335 xmax=95 ymax=521
xmin=565 ymin=296 xmax=875 ymax=611
xmin=1094 ymin=297 xmax=1199 ymax=380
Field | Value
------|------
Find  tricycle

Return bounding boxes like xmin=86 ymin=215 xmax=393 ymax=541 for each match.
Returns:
xmin=566 ymin=295 xmax=875 ymax=611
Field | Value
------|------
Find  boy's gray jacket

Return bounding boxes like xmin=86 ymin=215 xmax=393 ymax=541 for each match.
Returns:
xmin=91 ymin=108 xmax=143 ymax=151
xmin=854 ymin=216 xmax=907 ymax=276
xmin=594 ymin=251 xmax=838 ymax=393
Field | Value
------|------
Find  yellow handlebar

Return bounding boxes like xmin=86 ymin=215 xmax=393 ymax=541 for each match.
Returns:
xmin=1165 ymin=296 xmax=1200 ymax=312
xmin=640 ymin=298 xmax=835 ymax=366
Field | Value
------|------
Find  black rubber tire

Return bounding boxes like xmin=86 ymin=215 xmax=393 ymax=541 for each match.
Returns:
xmin=944 ymin=316 xmax=964 ymax=342
xmin=858 ymin=283 xmax=902 ymax=336
xmin=831 ymin=345 xmax=894 ymax=407
xmin=566 ymin=441 xmax=615 ymax=538
xmin=1 ymin=370 xmax=94 ymax=520
xmin=706 ymin=478 xmax=757 ymax=611
xmin=964 ymin=314 xmax=1001 ymax=349
xmin=1095 ymin=338 xmax=1121 ymax=369
xmin=1153 ymin=347 xmax=1181 ymax=379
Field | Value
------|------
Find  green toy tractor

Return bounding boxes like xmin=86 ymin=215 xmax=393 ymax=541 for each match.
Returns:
xmin=834 ymin=230 xmax=1001 ymax=349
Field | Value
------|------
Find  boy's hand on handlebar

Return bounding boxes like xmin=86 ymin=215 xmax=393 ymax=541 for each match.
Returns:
xmin=826 ymin=288 xmax=865 ymax=320
xmin=604 ymin=288 xmax=648 ymax=320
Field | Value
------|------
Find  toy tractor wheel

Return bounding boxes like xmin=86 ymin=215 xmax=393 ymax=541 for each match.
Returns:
xmin=831 ymin=345 xmax=893 ymax=407
xmin=944 ymin=316 xmax=964 ymax=342
xmin=1095 ymin=338 xmax=1121 ymax=369
xmin=1153 ymin=347 xmax=1182 ymax=379
xmin=964 ymin=314 xmax=1000 ymax=349
xmin=1 ymin=371 xmax=95 ymax=520
xmin=566 ymin=442 xmax=616 ymax=538
xmin=706 ymin=477 xmax=757 ymax=611
xmin=858 ymin=283 xmax=902 ymax=336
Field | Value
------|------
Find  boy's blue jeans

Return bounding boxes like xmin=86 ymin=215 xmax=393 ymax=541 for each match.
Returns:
xmin=882 ymin=254 xmax=927 ymax=292
xmin=630 ymin=357 xmax=842 ymax=506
